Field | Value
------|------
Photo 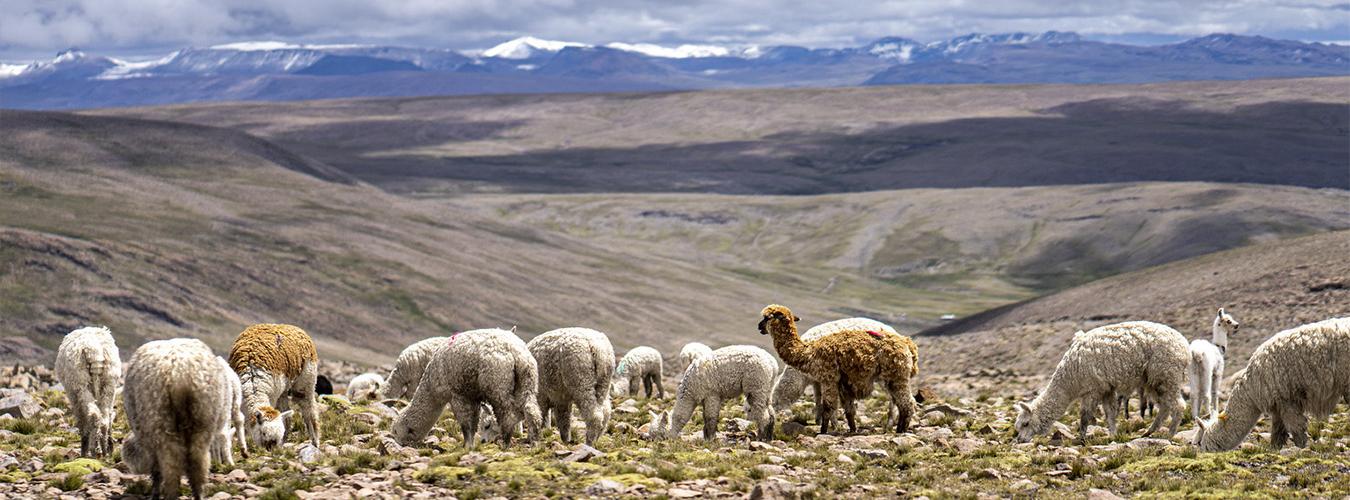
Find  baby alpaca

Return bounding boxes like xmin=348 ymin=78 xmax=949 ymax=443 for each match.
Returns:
xmin=649 ymin=345 xmax=777 ymax=441
xmin=1015 ymin=321 xmax=1190 ymax=444
xmin=612 ymin=346 xmax=665 ymax=399
xmin=210 ymin=356 xmax=248 ymax=467
xmin=122 ymin=339 xmax=229 ymax=499
xmin=528 ymin=328 xmax=615 ymax=445
xmin=346 ymin=373 xmax=386 ymax=403
xmin=54 ymin=326 xmax=121 ymax=458
xmin=393 ymin=329 xmax=542 ymax=448
xmin=1195 ymin=317 xmax=1349 ymax=451
xmin=1190 ymin=308 xmax=1239 ymax=421
xmin=228 ymin=323 xmax=321 ymax=448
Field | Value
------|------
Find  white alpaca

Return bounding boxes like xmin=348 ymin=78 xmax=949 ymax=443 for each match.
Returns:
xmin=1195 ymin=317 xmax=1350 ymax=451
xmin=54 ymin=326 xmax=121 ymax=458
xmin=676 ymin=342 xmax=713 ymax=374
xmin=122 ymin=339 xmax=230 ymax=499
xmin=527 ymin=327 xmax=615 ymax=445
xmin=1189 ymin=308 xmax=1239 ymax=421
xmin=648 ymin=345 xmax=777 ymax=441
xmin=392 ymin=329 xmax=542 ymax=448
xmin=345 ymin=373 xmax=386 ymax=403
xmin=210 ymin=356 xmax=248 ymax=467
xmin=1015 ymin=321 xmax=1190 ymax=444
xmin=612 ymin=346 xmax=664 ymax=399
xmin=382 ymin=336 xmax=449 ymax=401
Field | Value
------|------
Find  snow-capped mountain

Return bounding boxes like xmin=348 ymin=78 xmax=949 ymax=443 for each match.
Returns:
xmin=2 ymin=32 xmax=1346 ymax=110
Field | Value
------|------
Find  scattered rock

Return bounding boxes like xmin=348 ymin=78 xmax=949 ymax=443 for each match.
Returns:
xmin=562 ymin=445 xmax=604 ymax=463
xmin=0 ymin=390 xmax=39 ymax=419
xmin=1126 ymin=437 xmax=1172 ymax=449
xmin=1010 ymin=479 xmax=1037 ymax=494
xmin=779 ymin=421 xmax=807 ymax=437
xmin=1049 ymin=422 xmax=1075 ymax=443
xmin=1088 ymin=488 xmax=1125 ymax=500
xmin=667 ymin=487 xmax=701 ymax=498
xmin=856 ymin=449 xmax=889 ymax=460
xmin=836 ymin=454 xmax=854 ymax=465
xmin=748 ymin=441 xmax=777 ymax=452
xmin=753 ymin=464 xmax=786 ymax=477
xmin=585 ymin=478 xmax=624 ymax=496
xmin=227 ymin=469 xmax=248 ymax=482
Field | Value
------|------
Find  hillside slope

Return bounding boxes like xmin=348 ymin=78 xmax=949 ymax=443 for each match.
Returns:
xmin=917 ymin=230 xmax=1350 ymax=386
xmin=93 ymin=77 xmax=1350 ymax=195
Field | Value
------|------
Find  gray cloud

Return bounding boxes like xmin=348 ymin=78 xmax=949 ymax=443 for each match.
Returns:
xmin=2 ymin=0 xmax=1347 ymax=59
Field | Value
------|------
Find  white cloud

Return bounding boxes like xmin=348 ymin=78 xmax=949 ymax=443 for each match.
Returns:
xmin=1 ymin=0 xmax=1346 ymax=58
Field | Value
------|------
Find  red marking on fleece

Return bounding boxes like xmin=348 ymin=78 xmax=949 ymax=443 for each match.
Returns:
xmin=866 ymin=330 xmax=885 ymax=339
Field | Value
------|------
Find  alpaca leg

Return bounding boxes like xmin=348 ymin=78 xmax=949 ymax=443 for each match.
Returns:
xmin=1102 ymin=394 xmax=1119 ymax=436
xmin=1162 ymin=392 xmax=1185 ymax=437
xmin=643 ymin=376 xmax=654 ymax=399
xmin=816 ymin=379 xmax=841 ymax=435
xmin=494 ymin=398 xmax=521 ymax=447
xmin=149 ymin=468 xmax=162 ymax=500
xmin=1278 ymin=406 xmax=1309 ymax=448
xmin=1189 ymin=369 xmax=1203 ymax=423
xmin=580 ymin=395 xmax=606 ymax=446
xmin=188 ymin=434 xmax=212 ymax=500
xmin=555 ymin=403 xmax=574 ymax=444
xmin=295 ymin=393 xmax=320 ymax=446
xmin=885 ymin=378 xmax=914 ymax=434
xmin=702 ymin=398 xmax=721 ymax=441
xmin=629 ymin=375 xmax=641 ymax=397
xmin=811 ymin=382 xmax=825 ymax=426
xmin=1141 ymin=389 xmax=1166 ymax=437
xmin=157 ymin=451 xmax=184 ymax=500
xmin=655 ymin=375 xmax=666 ymax=399
xmin=841 ymin=392 xmax=859 ymax=434
xmin=1210 ymin=369 xmax=1223 ymax=419
xmin=450 ymin=396 xmax=480 ymax=448
xmin=1271 ymin=408 xmax=1289 ymax=449
xmin=1079 ymin=397 xmax=1098 ymax=445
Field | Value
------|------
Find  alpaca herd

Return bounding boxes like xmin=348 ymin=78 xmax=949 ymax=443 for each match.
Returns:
xmin=44 ymin=306 xmax=1350 ymax=498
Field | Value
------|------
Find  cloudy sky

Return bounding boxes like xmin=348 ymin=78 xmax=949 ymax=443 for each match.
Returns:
xmin=2 ymin=0 xmax=1348 ymax=59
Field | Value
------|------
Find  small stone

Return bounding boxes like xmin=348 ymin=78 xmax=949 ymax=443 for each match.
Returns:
xmin=731 ymin=418 xmax=754 ymax=432
xmin=1088 ymin=488 xmax=1125 ymax=500
xmin=748 ymin=441 xmax=777 ymax=452
xmin=975 ymin=468 xmax=1001 ymax=480
xmin=749 ymin=482 xmax=802 ymax=500
xmin=856 ymin=449 xmax=889 ymax=459
xmin=891 ymin=435 xmax=925 ymax=449
xmin=1010 ymin=479 xmax=1037 ymax=493
xmin=950 ymin=438 xmax=984 ymax=453
xmin=457 ymin=453 xmax=488 ymax=466
xmin=227 ymin=469 xmax=248 ymax=482
xmin=209 ymin=492 xmax=231 ymax=500
xmin=779 ymin=421 xmax=807 ymax=437
xmin=297 ymin=443 xmax=321 ymax=464
xmin=753 ymin=464 xmax=786 ymax=477
xmin=585 ymin=479 xmax=623 ymax=496
xmin=563 ymin=444 xmax=604 ymax=463
xmin=836 ymin=453 xmax=854 ymax=465
xmin=1126 ymin=437 xmax=1171 ymax=449
xmin=766 ymin=455 xmax=784 ymax=464
xmin=668 ymin=487 xmax=701 ymax=498
xmin=0 ymin=390 xmax=39 ymax=419
xmin=1049 ymin=422 xmax=1075 ymax=443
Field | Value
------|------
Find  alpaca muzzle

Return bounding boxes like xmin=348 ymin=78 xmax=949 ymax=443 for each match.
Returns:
xmin=757 ymin=317 xmax=769 ymax=335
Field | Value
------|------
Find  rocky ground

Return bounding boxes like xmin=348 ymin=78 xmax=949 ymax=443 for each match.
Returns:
xmin=0 ymin=364 xmax=1347 ymax=499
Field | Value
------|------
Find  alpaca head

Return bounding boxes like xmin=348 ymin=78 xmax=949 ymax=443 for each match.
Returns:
xmin=645 ymin=410 xmax=671 ymax=440
xmin=1212 ymin=308 xmax=1239 ymax=348
xmin=248 ymin=405 xmax=292 ymax=449
xmin=352 ymin=379 xmax=383 ymax=402
xmin=121 ymin=431 xmax=153 ymax=474
xmin=758 ymin=305 xmax=800 ymax=336
xmin=1192 ymin=412 xmax=1227 ymax=450
xmin=1012 ymin=401 xmax=1043 ymax=443
xmin=478 ymin=405 xmax=502 ymax=443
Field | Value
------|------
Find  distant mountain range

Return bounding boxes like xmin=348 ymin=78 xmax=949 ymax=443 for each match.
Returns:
xmin=1 ymin=32 xmax=1346 ymax=109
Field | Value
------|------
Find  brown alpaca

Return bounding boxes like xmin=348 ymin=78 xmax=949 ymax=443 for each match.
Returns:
xmin=758 ymin=304 xmax=917 ymax=434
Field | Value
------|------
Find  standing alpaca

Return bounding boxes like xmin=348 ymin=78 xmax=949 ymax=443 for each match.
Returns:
xmin=612 ymin=346 xmax=665 ymax=399
xmin=528 ymin=327 xmax=615 ymax=445
xmin=770 ymin=317 xmax=916 ymax=430
xmin=210 ymin=356 xmax=248 ymax=466
xmin=648 ymin=345 xmax=778 ymax=441
xmin=393 ymin=329 xmax=542 ymax=448
xmin=122 ymin=339 xmax=229 ymax=499
xmin=758 ymin=305 xmax=916 ymax=434
xmin=1015 ymin=322 xmax=1190 ymax=444
xmin=228 ymin=324 xmax=321 ymax=448
xmin=1190 ymin=308 xmax=1239 ymax=421
xmin=54 ymin=326 xmax=121 ymax=458
xmin=1195 ymin=317 xmax=1349 ymax=451
xmin=345 ymin=373 xmax=386 ymax=403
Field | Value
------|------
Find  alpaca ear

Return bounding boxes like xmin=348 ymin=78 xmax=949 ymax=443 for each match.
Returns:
xmin=1218 ymin=307 xmax=1225 ymax=315
xmin=792 ymin=316 xmax=800 ymax=322
xmin=279 ymin=410 xmax=294 ymax=423
xmin=1016 ymin=402 xmax=1030 ymax=412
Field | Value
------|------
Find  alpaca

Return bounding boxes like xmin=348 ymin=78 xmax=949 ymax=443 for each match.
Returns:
xmin=383 ymin=336 xmax=449 ymax=401
xmin=1015 ymin=322 xmax=1190 ymax=444
xmin=54 ymin=326 xmax=121 ymax=458
xmin=770 ymin=317 xmax=916 ymax=430
xmin=758 ymin=305 xmax=916 ymax=434
xmin=210 ymin=356 xmax=248 ymax=467
xmin=345 ymin=373 xmax=386 ymax=403
xmin=677 ymin=342 xmax=714 ymax=375
xmin=527 ymin=327 xmax=615 ymax=445
xmin=1195 ymin=317 xmax=1349 ymax=451
xmin=612 ymin=346 xmax=664 ymax=399
xmin=122 ymin=339 xmax=229 ymax=499
xmin=393 ymin=329 xmax=542 ymax=448
xmin=1190 ymin=308 xmax=1240 ymax=421
xmin=227 ymin=323 xmax=321 ymax=448
xmin=648 ymin=345 xmax=777 ymax=441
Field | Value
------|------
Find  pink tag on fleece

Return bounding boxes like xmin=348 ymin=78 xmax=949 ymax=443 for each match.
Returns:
xmin=866 ymin=330 xmax=885 ymax=339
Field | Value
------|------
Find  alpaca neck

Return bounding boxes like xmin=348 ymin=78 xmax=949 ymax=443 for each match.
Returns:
xmin=1029 ymin=368 xmax=1075 ymax=436
xmin=1200 ymin=379 xmax=1261 ymax=451
xmin=239 ymin=368 xmax=280 ymax=416
xmin=1211 ymin=321 xmax=1229 ymax=354
xmin=664 ymin=396 xmax=698 ymax=438
xmin=766 ymin=321 xmax=812 ymax=369
xmin=397 ymin=387 xmax=445 ymax=444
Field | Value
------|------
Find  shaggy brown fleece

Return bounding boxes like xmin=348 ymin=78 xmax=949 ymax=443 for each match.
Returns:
xmin=759 ymin=304 xmax=917 ymax=434
xmin=228 ymin=324 xmax=317 ymax=379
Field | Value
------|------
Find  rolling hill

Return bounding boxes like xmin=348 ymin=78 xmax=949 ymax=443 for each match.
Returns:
xmin=94 ymin=77 xmax=1350 ymax=195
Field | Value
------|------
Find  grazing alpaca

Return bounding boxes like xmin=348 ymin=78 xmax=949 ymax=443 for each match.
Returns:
xmin=1016 ymin=322 xmax=1190 ymax=444
xmin=757 ymin=305 xmax=916 ymax=434
xmin=1190 ymin=308 xmax=1239 ymax=421
xmin=54 ymin=326 xmax=121 ymax=458
xmin=227 ymin=324 xmax=321 ymax=448
xmin=1195 ymin=317 xmax=1349 ymax=451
